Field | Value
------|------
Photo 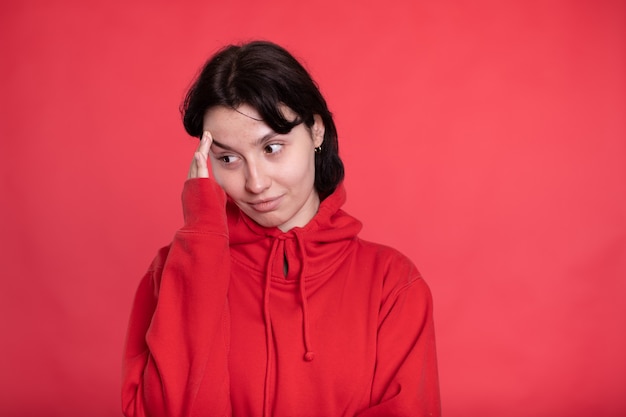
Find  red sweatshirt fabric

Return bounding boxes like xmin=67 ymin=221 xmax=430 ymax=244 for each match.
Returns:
xmin=122 ymin=178 xmax=441 ymax=417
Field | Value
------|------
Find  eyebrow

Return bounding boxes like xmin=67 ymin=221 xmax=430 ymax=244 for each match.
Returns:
xmin=211 ymin=132 xmax=280 ymax=152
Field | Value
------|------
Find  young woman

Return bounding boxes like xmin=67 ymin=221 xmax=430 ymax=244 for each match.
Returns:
xmin=122 ymin=41 xmax=440 ymax=417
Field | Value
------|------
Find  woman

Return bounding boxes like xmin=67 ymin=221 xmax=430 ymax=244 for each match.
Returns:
xmin=122 ymin=41 xmax=440 ymax=417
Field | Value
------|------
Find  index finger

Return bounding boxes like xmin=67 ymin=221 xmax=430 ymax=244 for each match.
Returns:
xmin=187 ymin=131 xmax=214 ymax=179
xmin=198 ymin=130 xmax=213 ymax=157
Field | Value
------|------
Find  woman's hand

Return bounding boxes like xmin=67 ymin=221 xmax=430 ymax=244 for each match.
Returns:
xmin=188 ymin=131 xmax=213 ymax=179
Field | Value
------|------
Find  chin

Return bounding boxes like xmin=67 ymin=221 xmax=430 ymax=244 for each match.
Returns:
xmin=247 ymin=213 xmax=283 ymax=229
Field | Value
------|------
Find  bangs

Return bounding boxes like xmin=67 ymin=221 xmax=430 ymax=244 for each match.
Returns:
xmin=230 ymin=79 xmax=307 ymax=135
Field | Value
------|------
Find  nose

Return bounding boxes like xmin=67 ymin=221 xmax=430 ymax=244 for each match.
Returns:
xmin=244 ymin=161 xmax=271 ymax=194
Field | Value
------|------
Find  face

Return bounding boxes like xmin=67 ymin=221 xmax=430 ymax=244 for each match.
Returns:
xmin=203 ymin=104 xmax=324 ymax=232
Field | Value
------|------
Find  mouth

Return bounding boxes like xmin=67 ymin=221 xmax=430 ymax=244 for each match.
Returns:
xmin=247 ymin=195 xmax=283 ymax=213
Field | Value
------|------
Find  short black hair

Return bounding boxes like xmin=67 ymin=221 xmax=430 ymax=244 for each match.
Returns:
xmin=181 ymin=40 xmax=344 ymax=199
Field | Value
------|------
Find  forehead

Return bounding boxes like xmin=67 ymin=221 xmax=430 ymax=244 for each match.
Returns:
xmin=204 ymin=104 xmax=265 ymax=127
xmin=203 ymin=104 xmax=300 ymax=145
xmin=203 ymin=105 xmax=271 ymax=142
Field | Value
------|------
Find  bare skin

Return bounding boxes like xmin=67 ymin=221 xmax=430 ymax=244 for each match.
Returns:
xmin=188 ymin=131 xmax=213 ymax=179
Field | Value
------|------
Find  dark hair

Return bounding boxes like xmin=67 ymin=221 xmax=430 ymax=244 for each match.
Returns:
xmin=181 ymin=40 xmax=344 ymax=199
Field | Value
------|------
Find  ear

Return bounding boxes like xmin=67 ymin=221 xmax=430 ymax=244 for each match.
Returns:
xmin=311 ymin=114 xmax=325 ymax=148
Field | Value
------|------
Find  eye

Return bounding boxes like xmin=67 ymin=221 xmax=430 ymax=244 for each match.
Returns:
xmin=264 ymin=143 xmax=283 ymax=154
xmin=218 ymin=154 xmax=240 ymax=165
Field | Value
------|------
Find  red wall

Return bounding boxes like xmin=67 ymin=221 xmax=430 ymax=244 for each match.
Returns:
xmin=1 ymin=1 xmax=624 ymax=416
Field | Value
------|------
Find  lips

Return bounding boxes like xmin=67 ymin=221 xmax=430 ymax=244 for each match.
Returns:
xmin=248 ymin=195 xmax=283 ymax=213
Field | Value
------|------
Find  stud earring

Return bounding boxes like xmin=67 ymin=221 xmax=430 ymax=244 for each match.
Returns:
xmin=314 ymin=146 xmax=322 ymax=153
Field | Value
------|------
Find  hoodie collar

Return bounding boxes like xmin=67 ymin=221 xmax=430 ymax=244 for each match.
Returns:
xmin=226 ymin=184 xmax=362 ymax=280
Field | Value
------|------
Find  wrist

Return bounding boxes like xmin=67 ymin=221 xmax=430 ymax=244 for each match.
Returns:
xmin=181 ymin=178 xmax=227 ymax=231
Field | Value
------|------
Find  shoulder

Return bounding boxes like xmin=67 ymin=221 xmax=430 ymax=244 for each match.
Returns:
xmin=351 ymin=238 xmax=434 ymax=320
xmin=355 ymin=238 xmax=420 ymax=276
xmin=147 ymin=245 xmax=172 ymax=273
xmin=352 ymin=238 xmax=428 ymax=297
xmin=140 ymin=245 xmax=172 ymax=294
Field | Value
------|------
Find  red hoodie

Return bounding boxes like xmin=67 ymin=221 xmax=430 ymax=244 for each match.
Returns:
xmin=122 ymin=178 xmax=440 ymax=417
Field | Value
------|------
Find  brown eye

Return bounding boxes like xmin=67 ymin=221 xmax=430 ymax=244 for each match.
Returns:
xmin=264 ymin=144 xmax=282 ymax=154
xmin=219 ymin=155 xmax=239 ymax=164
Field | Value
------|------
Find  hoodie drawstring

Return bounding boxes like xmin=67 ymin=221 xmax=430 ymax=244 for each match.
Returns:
xmin=262 ymin=233 xmax=315 ymax=417
xmin=294 ymin=231 xmax=315 ymax=362
xmin=262 ymin=238 xmax=280 ymax=417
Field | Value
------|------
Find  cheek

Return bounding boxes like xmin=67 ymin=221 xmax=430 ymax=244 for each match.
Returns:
xmin=296 ymin=151 xmax=317 ymax=178
xmin=276 ymin=157 xmax=316 ymax=187
xmin=211 ymin=168 xmax=240 ymax=196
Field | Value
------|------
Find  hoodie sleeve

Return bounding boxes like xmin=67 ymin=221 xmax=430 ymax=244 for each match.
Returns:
xmin=122 ymin=178 xmax=232 ymax=417
xmin=357 ymin=266 xmax=441 ymax=417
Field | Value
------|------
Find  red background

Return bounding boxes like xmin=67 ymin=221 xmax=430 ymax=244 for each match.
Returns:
xmin=1 ymin=1 xmax=625 ymax=416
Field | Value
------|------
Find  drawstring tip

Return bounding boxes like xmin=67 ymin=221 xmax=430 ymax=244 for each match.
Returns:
xmin=304 ymin=351 xmax=316 ymax=362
